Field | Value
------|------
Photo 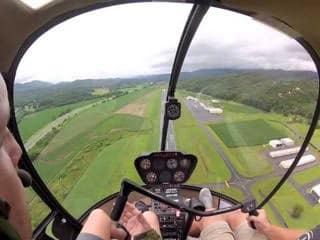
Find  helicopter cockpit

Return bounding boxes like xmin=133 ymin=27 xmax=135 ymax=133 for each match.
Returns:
xmin=1 ymin=0 xmax=320 ymax=240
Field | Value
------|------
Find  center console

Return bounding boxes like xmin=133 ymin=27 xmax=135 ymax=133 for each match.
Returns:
xmin=151 ymin=184 xmax=187 ymax=240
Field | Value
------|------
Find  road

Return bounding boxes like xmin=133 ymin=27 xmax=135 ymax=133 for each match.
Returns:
xmin=25 ymin=99 xmax=106 ymax=150
xmin=183 ymin=98 xmax=320 ymax=226
xmin=185 ymin=99 xmax=256 ymax=197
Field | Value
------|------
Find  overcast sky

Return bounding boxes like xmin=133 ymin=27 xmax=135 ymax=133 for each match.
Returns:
xmin=15 ymin=2 xmax=316 ymax=83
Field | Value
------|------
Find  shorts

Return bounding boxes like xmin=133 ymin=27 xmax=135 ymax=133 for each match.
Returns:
xmin=200 ymin=221 xmax=268 ymax=240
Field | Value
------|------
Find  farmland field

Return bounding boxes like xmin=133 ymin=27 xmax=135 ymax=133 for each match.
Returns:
xmin=19 ymin=98 xmax=100 ymax=140
xmin=22 ymin=86 xmax=320 ymax=231
xmin=210 ymin=119 xmax=287 ymax=147
xmin=27 ymin=87 xmax=161 ymax=223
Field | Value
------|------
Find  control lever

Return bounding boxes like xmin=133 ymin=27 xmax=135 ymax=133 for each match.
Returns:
xmin=241 ymin=199 xmax=259 ymax=229
xmin=111 ymin=195 xmax=128 ymax=221
xmin=183 ymin=198 xmax=205 ymax=239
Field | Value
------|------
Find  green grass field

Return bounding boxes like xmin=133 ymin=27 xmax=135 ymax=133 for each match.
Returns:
xmin=31 ymin=88 xmax=160 ymax=221
xmin=62 ymin=89 xmax=161 ymax=216
xmin=179 ymin=92 xmax=277 ymax=177
xmin=91 ymin=88 xmax=110 ymax=95
xmin=252 ymin=178 xmax=320 ymax=229
xmin=28 ymin=87 xmax=161 ymax=223
xmin=19 ymin=98 xmax=100 ymax=141
xmin=27 ymin=88 xmax=320 ymax=230
xmin=175 ymin=96 xmax=231 ymax=184
xmin=209 ymin=129 xmax=274 ymax=177
xmin=218 ymin=187 xmax=245 ymax=201
xmin=210 ymin=119 xmax=287 ymax=147
xmin=293 ymin=165 xmax=320 ymax=185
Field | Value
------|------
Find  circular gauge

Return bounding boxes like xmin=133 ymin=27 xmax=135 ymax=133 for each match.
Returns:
xmin=140 ymin=159 xmax=151 ymax=170
xmin=167 ymin=104 xmax=180 ymax=119
xmin=146 ymin=172 xmax=158 ymax=184
xmin=159 ymin=171 xmax=172 ymax=183
xmin=167 ymin=158 xmax=178 ymax=169
xmin=180 ymin=158 xmax=191 ymax=169
xmin=174 ymin=171 xmax=185 ymax=183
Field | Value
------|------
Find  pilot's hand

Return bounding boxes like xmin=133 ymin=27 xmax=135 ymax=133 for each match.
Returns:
xmin=120 ymin=202 xmax=153 ymax=236
xmin=247 ymin=209 xmax=271 ymax=234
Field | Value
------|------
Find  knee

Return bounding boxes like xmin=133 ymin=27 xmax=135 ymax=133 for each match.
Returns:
xmin=87 ymin=209 xmax=111 ymax=224
xmin=226 ymin=210 xmax=248 ymax=230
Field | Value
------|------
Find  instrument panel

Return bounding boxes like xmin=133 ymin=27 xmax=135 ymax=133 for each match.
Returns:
xmin=134 ymin=152 xmax=197 ymax=185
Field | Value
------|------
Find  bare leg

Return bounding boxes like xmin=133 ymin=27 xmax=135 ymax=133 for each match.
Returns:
xmin=189 ymin=220 xmax=201 ymax=237
xmin=225 ymin=209 xmax=248 ymax=231
xmin=198 ymin=208 xmax=228 ymax=230
xmin=225 ymin=210 xmax=268 ymax=240
xmin=81 ymin=209 xmax=111 ymax=240
xmin=197 ymin=209 xmax=234 ymax=240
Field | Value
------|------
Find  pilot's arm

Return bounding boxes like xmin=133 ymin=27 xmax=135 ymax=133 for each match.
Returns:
xmin=247 ymin=209 xmax=305 ymax=240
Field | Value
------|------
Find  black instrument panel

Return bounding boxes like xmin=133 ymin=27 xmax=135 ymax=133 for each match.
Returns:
xmin=134 ymin=152 xmax=197 ymax=185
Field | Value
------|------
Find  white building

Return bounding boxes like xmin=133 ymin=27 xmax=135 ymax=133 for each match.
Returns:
xmin=281 ymin=138 xmax=295 ymax=147
xmin=208 ymin=107 xmax=223 ymax=114
xmin=269 ymin=146 xmax=308 ymax=158
xmin=279 ymin=154 xmax=316 ymax=169
xmin=199 ymin=102 xmax=206 ymax=108
xmin=212 ymin=99 xmax=220 ymax=103
xmin=269 ymin=139 xmax=283 ymax=149
xmin=311 ymin=184 xmax=320 ymax=203
xmin=186 ymin=96 xmax=197 ymax=101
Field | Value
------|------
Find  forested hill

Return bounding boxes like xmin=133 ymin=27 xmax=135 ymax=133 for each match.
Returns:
xmin=15 ymin=68 xmax=318 ymax=118
xmin=178 ymin=70 xmax=318 ymax=119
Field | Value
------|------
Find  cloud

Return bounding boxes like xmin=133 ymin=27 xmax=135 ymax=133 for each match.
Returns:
xmin=15 ymin=4 xmax=316 ymax=83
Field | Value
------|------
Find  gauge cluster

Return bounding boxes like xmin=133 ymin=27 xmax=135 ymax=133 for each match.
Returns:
xmin=134 ymin=152 xmax=197 ymax=185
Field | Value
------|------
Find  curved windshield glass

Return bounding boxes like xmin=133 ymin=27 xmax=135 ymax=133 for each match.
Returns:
xmin=14 ymin=2 xmax=320 ymax=232
xmin=177 ymin=7 xmax=319 ymax=229
xmin=14 ymin=2 xmax=191 ymax=224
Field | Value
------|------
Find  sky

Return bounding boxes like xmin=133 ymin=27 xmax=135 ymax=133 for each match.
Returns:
xmin=15 ymin=2 xmax=316 ymax=83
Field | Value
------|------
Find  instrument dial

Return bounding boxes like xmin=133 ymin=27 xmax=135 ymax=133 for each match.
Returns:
xmin=174 ymin=171 xmax=185 ymax=183
xmin=167 ymin=159 xmax=178 ymax=169
xmin=146 ymin=172 xmax=158 ymax=184
xmin=180 ymin=158 xmax=191 ymax=169
xmin=140 ymin=159 xmax=151 ymax=170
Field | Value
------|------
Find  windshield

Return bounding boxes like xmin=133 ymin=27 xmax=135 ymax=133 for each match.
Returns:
xmin=175 ymin=8 xmax=319 ymax=228
xmin=14 ymin=2 xmax=320 ymax=232
xmin=14 ymin=2 xmax=191 ymax=226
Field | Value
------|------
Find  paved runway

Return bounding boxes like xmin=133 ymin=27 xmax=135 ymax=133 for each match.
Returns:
xmin=184 ymin=99 xmax=223 ymax=123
